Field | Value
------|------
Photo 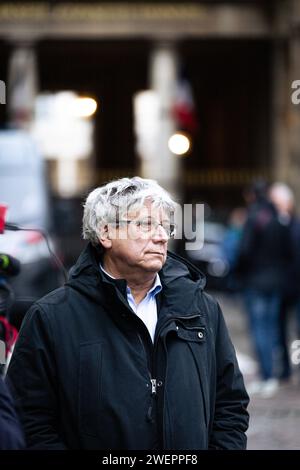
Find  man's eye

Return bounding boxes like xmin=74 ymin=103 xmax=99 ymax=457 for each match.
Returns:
xmin=142 ymin=221 xmax=152 ymax=229
xmin=135 ymin=220 xmax=150 ymax=230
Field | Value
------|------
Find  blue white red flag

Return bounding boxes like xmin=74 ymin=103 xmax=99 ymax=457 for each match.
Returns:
xmin=172 ymin=70 xmax=198 ymax=133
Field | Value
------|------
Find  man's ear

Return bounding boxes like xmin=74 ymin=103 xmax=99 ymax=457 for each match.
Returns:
xmin=99 ymin=224 xmax=112 ymax=249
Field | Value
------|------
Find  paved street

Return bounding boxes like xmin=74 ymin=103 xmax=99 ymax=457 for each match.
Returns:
xmin=214 ymin=292 xmax=300 ymax=450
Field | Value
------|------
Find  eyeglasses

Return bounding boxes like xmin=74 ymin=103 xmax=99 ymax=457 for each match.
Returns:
xmin=113 ymin=218 xmax=176 ymax=238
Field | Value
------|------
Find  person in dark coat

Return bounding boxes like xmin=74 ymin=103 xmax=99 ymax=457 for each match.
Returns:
xmin=0 ymin=376 xmax=24 ymax=449
xmin=237 ymin=181 xmax=292 ymax=396
xmin=6 ymin=177 xmax=249 ymax=450
xmin=269 ymin=182 xmax=300 ymax=380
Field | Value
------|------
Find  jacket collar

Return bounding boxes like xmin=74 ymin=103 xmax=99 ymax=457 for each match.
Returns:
xmin=67 ymin=243 xmax=206 ymax=318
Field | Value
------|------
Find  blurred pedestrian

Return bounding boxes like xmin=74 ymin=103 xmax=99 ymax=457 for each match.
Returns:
xmin=7 ymin=177 xmax=249 ymax=450
xmin=237 ymin=181 xmax=292 ymax=396
xmin=269 ymin=182 xmax=300 ymax=381
xmin=221 ymin=207 xmax=247 ymax=292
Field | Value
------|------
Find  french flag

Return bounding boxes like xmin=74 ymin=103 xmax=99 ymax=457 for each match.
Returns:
xmin=172 ymin=68 xmax=198 ymax=134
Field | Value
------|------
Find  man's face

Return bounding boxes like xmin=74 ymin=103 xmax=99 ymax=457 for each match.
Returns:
xmin=102 ymin=200 xmax=170 ymax=275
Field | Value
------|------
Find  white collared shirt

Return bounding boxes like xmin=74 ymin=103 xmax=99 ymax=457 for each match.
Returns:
xmin=100 ymin=265 xmax=162 ymax=342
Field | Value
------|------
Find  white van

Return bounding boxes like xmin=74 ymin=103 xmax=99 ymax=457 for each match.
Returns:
xmin=0 ymin=129 xmax=49 ymax=228
xmin=0 ymin=129 xmax=61 ymax=299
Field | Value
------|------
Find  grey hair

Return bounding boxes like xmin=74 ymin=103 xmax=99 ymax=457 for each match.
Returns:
xmin=269 ymin=182 xmax=295 ymax=205
xmin=82 ymin=176 xmax=177 ymax=246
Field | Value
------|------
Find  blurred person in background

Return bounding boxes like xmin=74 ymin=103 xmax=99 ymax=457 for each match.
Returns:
xmin=221 ymin=207 xmax=247 ymax=292
xmin=237 ymin=181 xmax=292 ymax=397
xmin=0 ymin=376 xmax=24 ymax=449
xmin=6 ymin=177 xmax=249 ymax=450
xmin=269 ymin=182 xmax=300 ymax=381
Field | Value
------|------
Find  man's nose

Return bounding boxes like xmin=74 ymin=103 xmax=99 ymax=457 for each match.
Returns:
xmin=152 ymin=224 xmax=169 ymax=242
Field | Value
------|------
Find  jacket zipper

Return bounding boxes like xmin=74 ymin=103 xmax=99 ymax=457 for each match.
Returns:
xmin=150 ymin=378 xmax=157 ymax=394
xmin=137 ymin=333 xmax=158 ymax=423
xmin=150 ymin=313 xmax=202 ymax=446
xmin=114 ymin=285 xmax=159 ymax=417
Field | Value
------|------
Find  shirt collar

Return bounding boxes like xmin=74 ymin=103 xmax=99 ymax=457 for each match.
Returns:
xmin=100 ymin=263 xmax=116 ymax=280
xmin=146 ymin=273 xmax=162 ymax=297
xmin=100 ymin=263 xmax=162 ymax=297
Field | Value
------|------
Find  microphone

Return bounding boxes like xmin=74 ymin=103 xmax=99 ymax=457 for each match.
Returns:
xmin=0 ymin=212 xmax=68 ymax=282
xmin=0 ymin=254 xmax=21 ymax=276
xmin=0 ymin=205 xmax=19 ymax=232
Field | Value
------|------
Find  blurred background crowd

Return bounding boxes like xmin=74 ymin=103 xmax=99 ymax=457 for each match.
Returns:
xmin=1 ymin=0 xmax=300 ymax=449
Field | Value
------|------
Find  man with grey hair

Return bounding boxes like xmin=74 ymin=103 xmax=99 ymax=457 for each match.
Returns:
xmin=7 ymin=176 xmax=249 ymax=450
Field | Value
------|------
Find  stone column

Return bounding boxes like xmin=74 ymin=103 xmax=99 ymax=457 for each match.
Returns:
xmin=139 ymin=42 xmax=182 ymax=201
xmin=269 ymin=0 xmax=300 ymax=208
xmin=270 ymin=39 xmax=290 ymax=183
xmin=288 ymin=1 xmax=300 ymax=206
xmin=7 ymin=43 xmax=38 ymax=129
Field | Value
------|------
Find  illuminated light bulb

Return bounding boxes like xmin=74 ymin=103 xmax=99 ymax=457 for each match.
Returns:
xmin=168 ymin=132 xmax=190 ymax=155
xmin=73 ymin=97 xmax=97 ymax=118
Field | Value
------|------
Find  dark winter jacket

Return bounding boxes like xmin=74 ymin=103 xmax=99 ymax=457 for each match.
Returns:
xmin=6 ymin=244 xmax=249 ymax=450
xmin=237 ymin=200 xmax=292 ymax=293
xmin=0 ymin=377 xmax=25 ymax=449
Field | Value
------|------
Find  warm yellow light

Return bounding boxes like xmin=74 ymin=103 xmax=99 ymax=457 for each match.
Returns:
xmin=168 ymin=133 xmax=190 ymax=155
xmin=73 ymin=97 xmax=98 ymax=118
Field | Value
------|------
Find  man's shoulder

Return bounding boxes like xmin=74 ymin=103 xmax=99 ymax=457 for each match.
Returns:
xmin=200 ymin=290 xmax=219 ymax=311
xmin=26 ymin=286 xmax=75 ymax=322
xmin=36 ymin=285 xmax=73 ymax=307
